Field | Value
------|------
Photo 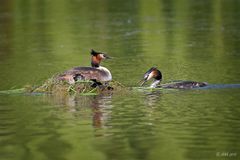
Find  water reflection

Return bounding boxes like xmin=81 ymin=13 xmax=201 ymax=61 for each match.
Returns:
xmin=142 ymin=91 xmax=162 ymax=107
xmin=48 ymin=93 xmax=114 ymax=129
xmin=90 ymin=95 xmax=113 ymax=128
xmin=93 ymin=95 xmax=159 ymax=160
xmin=0 ymin=0 xmax=240 ymax=159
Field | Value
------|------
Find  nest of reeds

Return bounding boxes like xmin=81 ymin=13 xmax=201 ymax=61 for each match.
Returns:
xmin=24 ymin=75 xmax=126 ymax=96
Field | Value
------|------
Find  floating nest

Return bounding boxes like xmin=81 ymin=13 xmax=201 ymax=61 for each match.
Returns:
xmin=23 ymin=74 xmax=126 ymax=96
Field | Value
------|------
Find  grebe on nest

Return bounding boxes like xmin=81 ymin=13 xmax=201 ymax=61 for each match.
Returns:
xmin=58 ymin=49 xmax=112 ymax=85
xmin=140 ymin=67 xmax=207 ymax=89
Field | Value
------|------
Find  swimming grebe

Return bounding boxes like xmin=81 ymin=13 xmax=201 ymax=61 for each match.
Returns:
xmin=140 ymin=67 xmax=207 ymax=89
xmin=58 ymin=49 xmax=112 ymax=84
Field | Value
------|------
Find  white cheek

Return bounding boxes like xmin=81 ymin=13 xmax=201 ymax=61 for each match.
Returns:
xmin=100 ymin=54 xmax=105 ymax=59
xmin=147 ymin=72 xmax=154 ymax=80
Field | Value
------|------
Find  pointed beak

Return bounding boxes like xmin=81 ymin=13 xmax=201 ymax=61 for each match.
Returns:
xmin=105 ymin=55 xmax=111 ymax=59
xmin=139 ymin=79 xmax=147 ymax=86
xmin=103 ymin=54 xmax=112 ymax=60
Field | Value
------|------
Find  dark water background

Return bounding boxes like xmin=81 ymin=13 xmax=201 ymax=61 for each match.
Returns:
xmin=0 ymin=0 xmax=240 ymax=160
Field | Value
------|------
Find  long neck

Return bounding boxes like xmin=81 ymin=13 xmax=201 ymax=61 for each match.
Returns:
xmin=91 ymin=56 xmax=101 ymax=67
xmin=150 ymin=80 xmax=161 ymax=88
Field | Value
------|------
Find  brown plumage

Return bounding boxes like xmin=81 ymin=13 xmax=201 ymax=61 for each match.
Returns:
xmin=59 ymin=66 xmax=112 ymax=82
xmin=161 ymin=81 xmax=208 ymax=89
xmin=57 ymin=49 xmax=112 ymax=84
xmin=140 ymin=67 xmax=207 ymax=89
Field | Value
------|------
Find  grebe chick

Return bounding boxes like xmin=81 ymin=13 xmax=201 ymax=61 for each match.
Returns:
xmin=140 ymin=67 xmax=207 ymax=89
xmin=58 ymin=49 xmax=112 ymax=84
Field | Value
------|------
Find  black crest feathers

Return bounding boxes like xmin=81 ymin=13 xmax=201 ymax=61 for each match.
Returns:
xmin=91 ymin=49 xmax=98 ymax=56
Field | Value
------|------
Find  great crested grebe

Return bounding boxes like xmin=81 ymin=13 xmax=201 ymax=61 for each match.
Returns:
xmin=140 ymin=67 xmax=207 ymax=89
xmin=58 ymin=49 xmax=112 ymax=84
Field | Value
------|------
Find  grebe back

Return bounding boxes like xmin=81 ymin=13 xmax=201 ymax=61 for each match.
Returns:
xmin=58 ymin=49 xmax=112 ymax=84
xmin=140 ymin=67 xmax=207 ymax=89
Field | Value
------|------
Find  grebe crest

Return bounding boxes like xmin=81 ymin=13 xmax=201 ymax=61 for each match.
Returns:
xmin=140 ymin=67 xmax=207 ymax=89
xmin=140 ymin=67 xmax=162 ymax=88
xmin=91 ymin=49 xmax=111 ymax=67
xmin=90 ymin=49 xmax=112 ymax=81
xmin=58 ymin=49 xmax=112 ymax=84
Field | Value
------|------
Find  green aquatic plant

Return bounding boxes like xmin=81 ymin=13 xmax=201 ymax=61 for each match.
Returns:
xmin=0 ymin=88 xmax=26 ymax=95
xmin=20 ymin=74 xmax=126 ymax=96
xmin=0 ymin=78 xmax=126 ymax=96
xmin=0 ymin=74 xmax=184 ymax=96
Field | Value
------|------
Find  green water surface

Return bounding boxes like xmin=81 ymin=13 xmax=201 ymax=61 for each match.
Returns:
xmin=0 ymin=0 xmax=240 ymax=160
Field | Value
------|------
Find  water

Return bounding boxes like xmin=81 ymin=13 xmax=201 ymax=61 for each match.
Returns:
xmin=0 ymin=0 xmax=240 ymax=160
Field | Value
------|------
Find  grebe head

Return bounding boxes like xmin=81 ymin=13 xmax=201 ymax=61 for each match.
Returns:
xmin=91 ymin=49 xmax=111 ymax=67
xmin=140 ymin=67 xmax=162 ymax=87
